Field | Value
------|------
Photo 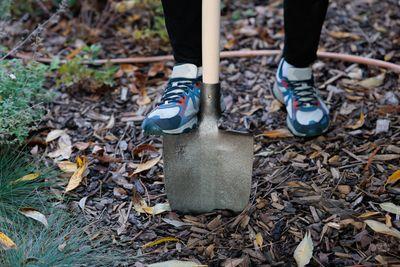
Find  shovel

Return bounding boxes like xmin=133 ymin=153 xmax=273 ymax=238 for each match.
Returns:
xmin=163 ymin=0 xmax=253 ymax=214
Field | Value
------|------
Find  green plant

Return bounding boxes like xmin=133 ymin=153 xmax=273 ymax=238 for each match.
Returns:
xmin=0 ymin=211 xmax=127 ymax=267
xmin=123 ymin=0 xmax=168 ymax=42
xmin=56 ymin=44 xmax=118 ymax=92
xmin=0 ymin=146 xmax=52 ymax=221
xmin=0 ymin=60 xmax=51 ymax=144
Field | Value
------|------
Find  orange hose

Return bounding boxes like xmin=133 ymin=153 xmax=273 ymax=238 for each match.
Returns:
xmin=15 ymin=49 xmax=400 ymax=73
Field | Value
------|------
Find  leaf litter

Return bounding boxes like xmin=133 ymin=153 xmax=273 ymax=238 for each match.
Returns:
xmin=17 ymin=0 xmax=400 ymax=265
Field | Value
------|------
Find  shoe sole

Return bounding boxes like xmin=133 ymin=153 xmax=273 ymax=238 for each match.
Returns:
xmin=273 ymin=82 xmax=329 ymax=137
xmin=143 ymin=116 xmax=198 ymax=135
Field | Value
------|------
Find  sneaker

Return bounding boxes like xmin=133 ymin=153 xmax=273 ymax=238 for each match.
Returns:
xmin=273 ymin=59 xmax=330 ymax=137
xmin=142 ymin=63 xmax=202 ymax=135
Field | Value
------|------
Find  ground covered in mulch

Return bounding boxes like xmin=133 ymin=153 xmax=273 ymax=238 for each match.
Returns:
xmin=4 ymin=0 xmax=400 ymax=265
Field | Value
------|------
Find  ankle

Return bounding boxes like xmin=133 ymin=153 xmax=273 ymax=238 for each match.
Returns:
xmin=281 ymin=59 xmax=312 ymax=81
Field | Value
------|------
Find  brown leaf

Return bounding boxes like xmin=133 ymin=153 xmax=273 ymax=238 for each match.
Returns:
xmin=19 ymin=208 xmax=48 ymax=227
xmin=133 ymin=156 xmax=161 ymax=174
xmin=268 ymin=99 xmax=283 ymax=113
xmin=74 ymin=142 xmax=90 ymax=151
xmin=148 ymin=62 xmax=166 ymax=77
xmin=328 ymin=31 xmax=361 ymax=40
xmin=133 ymin=144 xmax=158 ymax=156
xmin=258 ymin=128 xmax=293 ymax=138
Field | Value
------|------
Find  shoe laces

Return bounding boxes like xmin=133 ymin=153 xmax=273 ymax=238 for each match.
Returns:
xmin=289 ymin=79 xmax=319 ymax=107
xmin=160 ymin=78 xmax=198 ymax=104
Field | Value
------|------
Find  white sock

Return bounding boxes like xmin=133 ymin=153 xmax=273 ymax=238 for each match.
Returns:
xmin=281 ymin=59 xmax=312 ymax=81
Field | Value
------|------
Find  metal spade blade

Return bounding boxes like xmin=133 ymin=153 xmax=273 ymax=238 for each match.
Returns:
xmin=163 ymin=84 xmax=253 ymax=214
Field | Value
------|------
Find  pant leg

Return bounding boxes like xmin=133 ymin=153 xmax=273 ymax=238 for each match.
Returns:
xmin=283 ymin=0 xmax=329 ymax=67
xmin=161 ymin=0 xmax=202 ymax=66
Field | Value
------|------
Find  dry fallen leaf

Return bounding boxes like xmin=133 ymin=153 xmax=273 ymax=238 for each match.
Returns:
xmin=255 ymin=232 xmax=263 ymax=250
xmin=137 ymin=95 xmax=151 ymax=106
xmin=386 ymin=170 xmax=400 ymax=185
xmin=359 ymin=73 xmax=385 ymax=89
xmin=0 ymin=232 xmax=17 ymax=250
xmin=14 ymin=173 xmax=40 ymax=183
xmin=345 ymin=112 xmax=365 ymax=130
xmin=258 ymin=128 xmax=293 ymax=138
xmin=133 ymin=156 xmax=161 ymax=174
xmin=19 ymin=208 xmax=48 ymax=227
xmin=57 ymin=161 xmax=78 ymax=173
xmin=365 ymin=220 xmax=400 ymax=239
xmin=48 ymin=133 xmax=72 ymax=160
xmin=65 ymin=156 xmax=89 ymax=192
xmin=328 ymin=31 xmax=361 ymax=40
xmin=358 ymin=211 xmax=380 ymax=219
xmin=143 ymin=202 xmax=171 ymax=215
xmin=294 ymin=231 xmax=314 ymax=267
xmin=268 ymin=99 xmax=283 ymax=113
xmin=46 ymin=129 xmax=65 ymax=143
xmin=379 ymin=202 xmax=400 ymax=215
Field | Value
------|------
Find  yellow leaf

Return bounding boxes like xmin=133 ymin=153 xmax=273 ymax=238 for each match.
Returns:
xmin=358 ymin=211 xmax=380 ymax=219
xmin=345 ymin=112 xmax=365 ymax=130
xmin=294 ymin=231 xmax=313 ymax=267
xmin=142 ymin=237 xmax=179 ymax=249
xmin=133 ymin=156 xmax=161 ymax=174
xmin=255 ymin=232 xmax=263 ymax=249
xmin=380 ymin=202 xmax=400 ymax=215
xmin=65 ymin=156 xmax=88 ymax=192
xmin=386 ymin=170 xmax=400 ymax=185
xmin=365 ymin=220 xmax=400 ymax=239
xmin=14 ymin=173 xmax=40 ymax=183
xmin=19 ymin=208 xmax=48 ymax=227
xmin=258 ymin=128 xmax=293 ymax=139
xmin=0 ymin=232 xmax=17 ymax=250
xmin=57 ymin=161 xmax=77 ymax=173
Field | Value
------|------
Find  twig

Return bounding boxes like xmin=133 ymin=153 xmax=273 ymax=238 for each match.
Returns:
xmin=0 ymin=0 xmax=69 ymax=61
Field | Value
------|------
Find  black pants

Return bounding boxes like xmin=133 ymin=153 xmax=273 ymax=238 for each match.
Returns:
xmin=161 ymin=0 xmax=329 ymax=68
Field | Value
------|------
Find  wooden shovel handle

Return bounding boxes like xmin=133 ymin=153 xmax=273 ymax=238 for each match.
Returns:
xmin=202 ymin=0 xmax=221 ymax=84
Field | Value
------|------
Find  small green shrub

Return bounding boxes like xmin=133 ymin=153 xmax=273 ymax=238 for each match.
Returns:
xmin=0 ymin=60 xmax=51 ymax=144
xmin=56 ymin=44 xmax=117 ymax=92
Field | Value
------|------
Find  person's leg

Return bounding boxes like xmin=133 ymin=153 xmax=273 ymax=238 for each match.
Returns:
xmin=142 ymin=1 xmax=202 ymax=135
xmin=274 ymin=0 xmax=330 ymax=137
xmin=283 ymin=0 xmax=329 ymax=67
xmin=161 ymin=0 xmax=202 ymax=66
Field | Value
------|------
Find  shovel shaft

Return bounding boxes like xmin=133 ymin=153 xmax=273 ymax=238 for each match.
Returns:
xmin=202 ymin=0 xmax=221 ymax=84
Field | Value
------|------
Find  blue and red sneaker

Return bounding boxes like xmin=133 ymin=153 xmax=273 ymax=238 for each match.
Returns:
xmin=142 ymin=63 xmax=202 ymax=135
xmin=273 ymin=59 xmax=330 ymax=137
